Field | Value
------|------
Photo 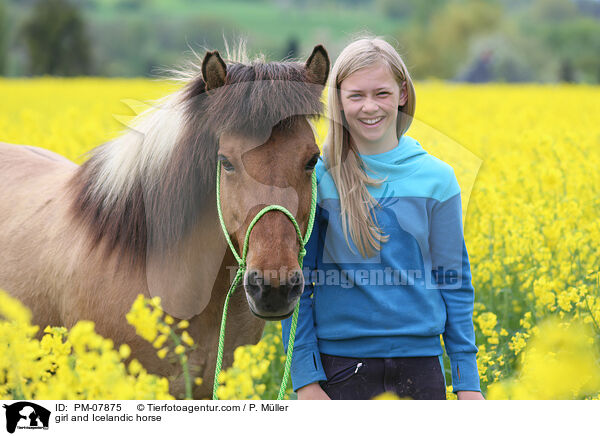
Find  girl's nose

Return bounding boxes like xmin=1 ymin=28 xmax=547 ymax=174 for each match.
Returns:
xmin=361 ymin=99 xmax=379 ymax=113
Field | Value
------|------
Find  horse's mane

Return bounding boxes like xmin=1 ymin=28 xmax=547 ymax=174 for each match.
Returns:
xmin=69 ymin=46 xmax=324 ymax=266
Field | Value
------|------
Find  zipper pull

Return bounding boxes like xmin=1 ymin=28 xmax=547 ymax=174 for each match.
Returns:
xmin=355 ymin=362 xmax=363 ymax=373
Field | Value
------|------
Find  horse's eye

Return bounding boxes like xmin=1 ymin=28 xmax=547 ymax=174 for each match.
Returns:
xmin=218 ymin=155 xmax=235 ymax=172
xmin=305 ymin=153 xmax=319 ymax=172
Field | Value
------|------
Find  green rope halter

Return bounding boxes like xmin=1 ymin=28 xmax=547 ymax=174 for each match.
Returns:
xmin=212 ymin=161 xmax=318 ymax=400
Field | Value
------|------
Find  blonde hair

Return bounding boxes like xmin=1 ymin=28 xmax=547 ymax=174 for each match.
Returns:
xmin=324 ymin=37 xmax=416 ymax=258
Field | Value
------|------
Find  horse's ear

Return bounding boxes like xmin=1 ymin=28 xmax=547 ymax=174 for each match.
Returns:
xmin=305 ymin=45 xmax=330 ymax=86
xmin=202 ymin=50 xmax=227 ymax=91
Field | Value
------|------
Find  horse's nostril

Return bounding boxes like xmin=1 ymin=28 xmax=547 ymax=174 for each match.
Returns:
xmin=288 ymin=270 xmax=303 ymax=286
xmin=246 ymin=270 xmax=263 ymax=287
xmin=244 ymin=270 xmax=265 ymax=300
xmin=287 ymin=270 xmax=304 ymax=302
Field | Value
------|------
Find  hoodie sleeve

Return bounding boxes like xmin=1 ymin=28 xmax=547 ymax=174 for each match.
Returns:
xmin=429 ymin=174 xmax=481 ymax=394
xmin=281 ymin=163 xmax=327 ymax=392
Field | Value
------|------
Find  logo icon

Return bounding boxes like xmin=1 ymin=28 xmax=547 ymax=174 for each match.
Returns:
xmin=2 ymin=402 xmax=50 ymax=434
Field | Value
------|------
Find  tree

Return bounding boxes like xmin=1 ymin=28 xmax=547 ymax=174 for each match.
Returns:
xmin=547 ymin=18 xmax=600 ymax=83
xmin=377 ymin=0 xmax=413 ymax=19
xmin=21 ymin=0 xmax=93 ymax=76
xmin=0 ymin=0 xmax=6 ymax=74
xmin=455 ymin=29 xmax=553 ymax=83
xmin=530 ymin=0 xmax=578 ymax=22
xmin=521 ymin=0 xmax=600 ymax=83
xmin=399 ymin=0 xmax=504 ymax=79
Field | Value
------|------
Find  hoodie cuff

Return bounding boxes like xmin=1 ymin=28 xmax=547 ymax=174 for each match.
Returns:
xmin=290 ymin=344 xmax=327 ymax=392
xmin=448 ymin=352 xmax=481 ymax=393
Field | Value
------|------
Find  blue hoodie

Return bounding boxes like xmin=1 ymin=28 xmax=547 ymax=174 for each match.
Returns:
xmin=281 ymin=135 xmax=481 ymax=394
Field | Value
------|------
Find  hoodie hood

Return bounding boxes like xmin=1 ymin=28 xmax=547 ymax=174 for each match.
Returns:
xmin=359 ymin=135 xmax=428 ymax=181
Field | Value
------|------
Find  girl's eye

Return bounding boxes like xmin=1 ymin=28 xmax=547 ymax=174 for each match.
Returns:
xmin=218 ymin=155 xmax=235 ymax=172
xmin=305 ymin=153 xmax=319 ymax=172
xmin=377 ymin=92 xmax=390 ymax=96
xmin=349 ymin=94 xmax=361 ymax=99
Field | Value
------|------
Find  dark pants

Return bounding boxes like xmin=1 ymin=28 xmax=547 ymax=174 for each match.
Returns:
xmin=318 ymin=354 xmax=446 ymax=400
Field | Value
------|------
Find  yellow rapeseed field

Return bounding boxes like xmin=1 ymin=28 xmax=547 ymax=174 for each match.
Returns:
xmin=1 ymin=78 xmax=599 ymax=400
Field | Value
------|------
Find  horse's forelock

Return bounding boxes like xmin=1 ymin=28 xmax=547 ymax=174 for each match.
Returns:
xmin=198 ymin=62 xmax=323 ymax=138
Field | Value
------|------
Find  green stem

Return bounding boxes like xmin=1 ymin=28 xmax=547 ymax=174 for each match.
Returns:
xmin=584 ymin=296 xmax=600 ymax=335
xmin=168 ymin=328 xmax=192 ymax=400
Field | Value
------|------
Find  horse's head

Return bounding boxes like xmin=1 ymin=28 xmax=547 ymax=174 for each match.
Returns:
xmin=71 ymin=43 xmax=329 ymax=322
xmin=202 ymin=46 xmax=329 ymax=320
xmin=217 ymin=122 xmax=320 ymax=320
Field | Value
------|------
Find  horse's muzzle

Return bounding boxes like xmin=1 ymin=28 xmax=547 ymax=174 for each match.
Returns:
xmin=244 ymin=269 xmax=304 ymax=320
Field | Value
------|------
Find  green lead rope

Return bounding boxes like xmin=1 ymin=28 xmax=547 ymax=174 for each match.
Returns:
xmin=213 ymin=162 xmax=318 ymax=400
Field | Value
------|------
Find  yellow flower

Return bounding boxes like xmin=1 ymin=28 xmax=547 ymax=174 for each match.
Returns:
xmin=488 ymin=318 xmax=600 ymax=399
xmin=181 ymin=331 xmax=194 ymax=346
xmin=153 ymin=334 xmax=168 ymax=349
xmin=476 ymin=312 xmax=497 ymax=337
xmin=371 ymin=392 xmax=409 ymax=400
xmin=125 ymin=294 xmax=161 ymax=343
xmin=119 ymin=344 xmax=131 ymax=359
xmin=0 ymin=290 xmax=32 ymax=324
xmin=3 ymin=80 xmax=600 ymax=400
xmin=487 ymin=336 xmax=499 ymax=345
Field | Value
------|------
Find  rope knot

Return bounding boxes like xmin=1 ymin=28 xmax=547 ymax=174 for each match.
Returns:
xmin=299 ymin=247 xmax=307 ymax=258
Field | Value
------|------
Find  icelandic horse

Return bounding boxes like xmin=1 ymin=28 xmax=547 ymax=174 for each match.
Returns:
xmin=0 ymin=45 xmax=330 ymax=399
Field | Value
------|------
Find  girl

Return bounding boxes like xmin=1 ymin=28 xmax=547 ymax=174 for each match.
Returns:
xmin=282 ymin=37 xmax=484 ymax=400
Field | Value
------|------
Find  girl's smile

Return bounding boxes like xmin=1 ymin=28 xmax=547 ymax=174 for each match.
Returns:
xmin=358 ymin=116 xmax=384 ymax=127
xmin=340 ymin=62 xmax=407 ymax=155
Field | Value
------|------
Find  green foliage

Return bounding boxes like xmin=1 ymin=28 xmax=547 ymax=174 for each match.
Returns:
xmin=21 ymin=0 xmax=93 ymax=75
xmin=400 ymin=0 xmax=503 ymax=79
xmin=397 ymin=0 xmax=600 ymax=83
xmin=535 ymin=17 xmax=600 ymax=83
xmin=376 ymin=0 xmax=412 ymax=19
xmin=84 ymin=0 xmax=401 ymax=76
xmin=530 ymin=0 xmax=579 ymax=22
xmin=3 ymin=0 xmax=600 ymax=81
xmin=376 ymin=0 xmax=447 ymax=24
xmin=0 ymin=0 xmax=6 ymax=74
xmin=454 ymin=15 xmax=561 ymax=83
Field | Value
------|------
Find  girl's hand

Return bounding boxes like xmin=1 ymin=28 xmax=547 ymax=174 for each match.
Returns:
xmin=457 ymin=391 xmax=485 ymax=400
xmin=297 ymin=382 xmax=331 ymax=400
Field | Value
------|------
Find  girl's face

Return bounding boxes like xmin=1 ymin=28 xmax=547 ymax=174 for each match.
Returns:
xmin=339 ymin=62 xmax=408 ymax=155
